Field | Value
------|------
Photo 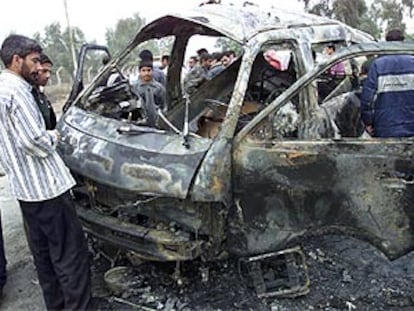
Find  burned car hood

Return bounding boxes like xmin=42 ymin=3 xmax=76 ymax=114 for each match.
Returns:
xmin=58 ymin=107 xmax=212 ymax=198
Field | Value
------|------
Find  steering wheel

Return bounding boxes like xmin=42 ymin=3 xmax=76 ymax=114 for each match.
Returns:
xmin=264 ymin=87 xmax=285 ymax=105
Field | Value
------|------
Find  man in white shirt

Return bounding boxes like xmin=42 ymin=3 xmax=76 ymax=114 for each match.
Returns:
xmin=0 ymin=34 xmax=91 ymax=310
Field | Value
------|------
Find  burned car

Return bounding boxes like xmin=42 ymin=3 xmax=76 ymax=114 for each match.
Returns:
xmin=59 ymin=2 xmax=414 ymax=277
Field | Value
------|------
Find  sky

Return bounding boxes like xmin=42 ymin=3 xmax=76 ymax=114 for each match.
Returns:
xmin=3 ymin=0 xmax=414 ymax=46
xmin=0 ymin=0 xmax=305 ymax=45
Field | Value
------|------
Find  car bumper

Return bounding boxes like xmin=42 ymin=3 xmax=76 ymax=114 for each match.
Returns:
xmin=76 ymin=203 xmax=204 ymax=261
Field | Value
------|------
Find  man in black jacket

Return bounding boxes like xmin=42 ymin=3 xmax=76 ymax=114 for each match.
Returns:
xmin=32 ymin=53 xmax=56 ymax=130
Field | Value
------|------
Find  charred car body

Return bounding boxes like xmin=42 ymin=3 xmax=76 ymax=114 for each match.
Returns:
xmin=59 ymin=2 xmax=414 ymax=273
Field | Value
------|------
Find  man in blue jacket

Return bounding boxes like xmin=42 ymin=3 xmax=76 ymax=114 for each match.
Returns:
xmin=360 ymin=29 xmax=414 ymax=137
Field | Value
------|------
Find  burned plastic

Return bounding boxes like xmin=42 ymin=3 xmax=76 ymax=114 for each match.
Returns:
xmin=238 ymin=246 xmax=310 ymax=298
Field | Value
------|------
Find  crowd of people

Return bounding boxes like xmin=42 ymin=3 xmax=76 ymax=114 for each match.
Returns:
xmin=183 ymin=48 xmax=236 ymax=95
xmin=319 ymin=28 xmax=414 ymax=138
xmin=128 ymin=47 xmax=237 ymax=123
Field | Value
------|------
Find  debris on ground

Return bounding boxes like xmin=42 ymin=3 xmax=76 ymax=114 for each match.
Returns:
xmin=90 ymin=234 xmax=414 ymax=311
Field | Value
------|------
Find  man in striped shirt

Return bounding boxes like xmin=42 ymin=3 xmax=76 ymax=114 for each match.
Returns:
xmin=0 ymin=35 xmax=91 ymax=310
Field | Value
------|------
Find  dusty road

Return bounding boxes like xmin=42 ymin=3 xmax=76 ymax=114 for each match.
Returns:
xmin=0 ymin=175 xmax=45 ymax=310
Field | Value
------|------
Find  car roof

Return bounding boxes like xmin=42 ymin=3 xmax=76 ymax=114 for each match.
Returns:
xmin=133 ymin=3 xmax=374 ymax=45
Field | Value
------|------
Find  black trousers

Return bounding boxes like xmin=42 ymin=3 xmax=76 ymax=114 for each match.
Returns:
xmin=0 ymin=212 xmax=6 ymax=289
xmin=19 ymin=191 xmax=91 ymax=310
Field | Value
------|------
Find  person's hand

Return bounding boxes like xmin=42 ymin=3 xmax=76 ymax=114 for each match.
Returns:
xmin=52 ymin=130 xmax=61 ymax=143
xmin=365 ymin=125 xmax=374 ymax=135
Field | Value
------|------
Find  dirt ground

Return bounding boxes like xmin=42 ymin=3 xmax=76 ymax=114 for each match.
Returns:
xmin=0 ymin=175 xmax=45 ymax=310
xmin=1 ymin=166 xmax=414 ymax=311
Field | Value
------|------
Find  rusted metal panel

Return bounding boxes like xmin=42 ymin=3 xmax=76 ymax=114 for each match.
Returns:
xmin=59 ymin=107 xmax=211 ymax=198
xmin=232 ymin=139 xmax=414 ymax=259
xmin=77 ymin=204 xmax=204 ymax=261
xmin=191 ymin=136 xmax=232 ymax=204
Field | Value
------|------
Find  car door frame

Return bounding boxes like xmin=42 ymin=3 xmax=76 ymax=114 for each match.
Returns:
xmin=63 ymin=43 xmax=111 ymax=112
xmin=231 ymin=42 xmax=414 ymax=259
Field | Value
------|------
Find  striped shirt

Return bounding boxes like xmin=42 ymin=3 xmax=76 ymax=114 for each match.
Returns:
xmin=0 ymin=70 xmax=75 ymax=202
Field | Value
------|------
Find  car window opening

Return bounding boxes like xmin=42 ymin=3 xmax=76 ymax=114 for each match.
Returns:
xmin=248 ymin=52 xmax=376 ymax=141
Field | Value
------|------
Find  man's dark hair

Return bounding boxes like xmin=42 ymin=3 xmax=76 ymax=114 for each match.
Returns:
xmin=161 ymin=55 xmax=169 ymax=62
xmin=102 ymin=55 xmax=111 ymax=65
xmin=386 ymin=29 xmax=404 ymax=41
xmin=197 ymin=48 xmax=208 ymax=56
xmin=327 ymin=43 xmax=336 ymax=51
xmin=139 ymin=60 xmax=153 ymax=69
xmin=226 ymin=50 xmax=236 ymax=57
xmin=212 ymin=51 xmax=223 ymax=61
xmin=0 ymin=34 xmax=42 ymax=67
xmin=139 ymin=49 xmax=153 ymax=62
xmin=200 ymin=53 xmax=212 ymax=62
xmin=39 ymin=53 xmax=53 ymax=66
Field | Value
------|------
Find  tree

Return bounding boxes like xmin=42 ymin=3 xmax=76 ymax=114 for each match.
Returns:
xmin=301 ymin=0 xmax=373 ymax=30
xmin=63 ymin=26 xmax=88 ymax=76
xmin=157 ymin=36 xmax=175 ymax=57
xmin=379 ymin=0 xmax=406 ymax=32
xmin=35 ymin=22 xmax=88 ymax=83
xmin=214 ymin=38 xmax=243 ymax=55
xmin=358 ymin=2 xmax=382 ymax=38
xmin=332 ymin=0 xmax=366 ymax=28
xmin=299 ymin=0 xmax=413 ymax=39
xmin=306 ymin=0 xmax=333 ymax=17
xmin=105 ymin=13 xmax=174 ymax=69
xmin=402 ymin=0 xmax=414 ymax=17
xmin=105 ymin=13 xmax=146 ymax=56
xmin=301 ymin=0 xmax=381 ymax=37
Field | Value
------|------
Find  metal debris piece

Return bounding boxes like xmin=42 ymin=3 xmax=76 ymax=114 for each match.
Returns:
xmin=163 ymin=297 xmax=178 ymax=311
xmin=98 ymin=247 xmax=121 ymax=268
xmin=345 ymin=301 xmax=356 ymax=310
xmin=172 ymin=261 xmax=184 ymax=286
xmin=104 ymin=266 xmax=143 ymax=296
xmin=108 ymin=297 xmax=157 ymax=311
xmin=342 ymin=270 xmax=352 ymax=283
xmin=199 ymin=266 xmax=209 ymax=283
xmin=238 ymin=246 xmax=310 ymax=298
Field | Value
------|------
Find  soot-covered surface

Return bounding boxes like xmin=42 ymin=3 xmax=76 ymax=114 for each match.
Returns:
xmin=90 ymin=235 xmax=414 ymax=311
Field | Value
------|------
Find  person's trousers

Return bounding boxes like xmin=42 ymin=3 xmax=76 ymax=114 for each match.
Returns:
xmin=0 ymin=212 xmax=7 ymax=289
xmin=19 ymin=191 xmax=91 ymax=310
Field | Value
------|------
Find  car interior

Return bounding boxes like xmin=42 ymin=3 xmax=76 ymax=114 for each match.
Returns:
xmin=74 ymin=38 xmax=372 ymax=142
